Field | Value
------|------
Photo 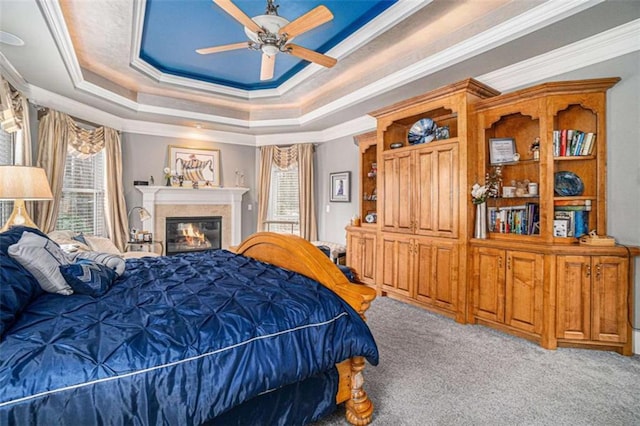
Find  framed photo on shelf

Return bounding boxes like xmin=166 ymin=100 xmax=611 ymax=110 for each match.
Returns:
xmin=330 ymin=171 xmax=351 ymax=202
xmin=168 ymin=146 xmax=220 ymax=187
xmin=553 ymin=219 xmax=569 ymax=237
xmin=489 ymin=137 xmax=517 ymax=165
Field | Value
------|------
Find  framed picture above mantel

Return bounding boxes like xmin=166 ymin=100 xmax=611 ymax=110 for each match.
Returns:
xmin=168 ymin=146 xmax=220 ymax=187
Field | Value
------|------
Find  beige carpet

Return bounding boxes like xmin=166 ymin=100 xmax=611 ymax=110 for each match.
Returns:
xmin=315 ymin=297 xmax=640 ymax=425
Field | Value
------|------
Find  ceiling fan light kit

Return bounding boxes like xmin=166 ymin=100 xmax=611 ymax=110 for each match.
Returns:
xmin=198 ymin=0 xmax=337 ymax=81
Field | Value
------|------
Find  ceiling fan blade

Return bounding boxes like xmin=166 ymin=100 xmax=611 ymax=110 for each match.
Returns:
xmin=278 ymin=5 xmax=333 ymax=38
xmin=196 ymin=42 xmax=249 ymax=55
xmin=213 ymin=0 xmax=262 ymax=34
xmin=260 ymin=53 xmax=275 ymax=81
xmin=286 ymin=44 xmax=337 ymax=68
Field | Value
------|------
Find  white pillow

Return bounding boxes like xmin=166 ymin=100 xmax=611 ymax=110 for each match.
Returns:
xmin=83 ymin=235 xmax=121 ymax=255
xmin=8 ymin=231 xmax=73 ymax=295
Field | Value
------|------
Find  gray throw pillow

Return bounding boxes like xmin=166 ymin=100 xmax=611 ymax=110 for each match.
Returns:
xmin=8 ymin=231 xmax=73 ymax=295
xmin=70 ymin=251 xmax=126 ymax=276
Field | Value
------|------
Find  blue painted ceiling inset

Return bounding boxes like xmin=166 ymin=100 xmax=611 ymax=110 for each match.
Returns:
xmin=140 ymin=0 xmax=397 ymax=90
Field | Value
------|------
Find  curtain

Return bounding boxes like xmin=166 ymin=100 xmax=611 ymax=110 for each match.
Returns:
xmin=104 ymin=128 xmax=128 ymax=251
xmin=34 ymin=109 xmax=128 ymax=248
xmin=0 ymin=77 xmax=32 ymax=165
xmin=297 ymin=144 xmax=317 ymax=240
xmin=257 ymin=146 xmax=274 ymax=232
xmin=34 ymin=110 xmax=70 ymax=232
xmin=257 ymin=144 xmax=316 ymax=240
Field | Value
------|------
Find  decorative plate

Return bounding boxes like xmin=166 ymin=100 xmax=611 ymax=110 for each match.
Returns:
xmin=408 ymin=118 xmax=438 ymax=145
xmin=365 ymin=213 xmax=377 ymax=223
xmin=390 ymin=142 xmax=403 ymax=149
xmin=554 ymin=171 xmax=584 ymax=196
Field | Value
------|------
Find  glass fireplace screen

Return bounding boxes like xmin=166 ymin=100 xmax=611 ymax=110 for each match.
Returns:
xmin=165 ymin=216 xmax=221 ymax=255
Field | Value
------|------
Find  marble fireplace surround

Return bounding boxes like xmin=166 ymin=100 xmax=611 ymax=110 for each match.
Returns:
xmin=135 ymin=186 xmax=249 ymax=249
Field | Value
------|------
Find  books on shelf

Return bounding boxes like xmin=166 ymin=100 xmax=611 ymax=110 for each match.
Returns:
xmin=488 ymin=203 xmax=539 ymax=235
xmin=554 ymin=209 xmax=589 ymax=238
xmin=553 ymin=129 xmax=595 ymax=157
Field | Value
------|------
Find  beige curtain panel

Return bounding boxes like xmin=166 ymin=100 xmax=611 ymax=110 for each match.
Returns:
xmin=34 ymin=110 xmax=70 ymax=232
xmin=257 ymin=145 xmax=274 ymax=232
xmin=0 ymin=76 xmax=33 ymax=166
xmin=297 ymin=143 xmax=317 ymax=241
xmin=34 ymin=110 xmax=129 ymax=249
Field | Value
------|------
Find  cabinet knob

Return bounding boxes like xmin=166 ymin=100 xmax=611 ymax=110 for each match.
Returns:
xmin=595 ymin=263 xmax=601 ymax=278
xmin=586 ymin=264 xmax=591 ymax=277
xmin=507 ymin=257 xmax=511 ymax=270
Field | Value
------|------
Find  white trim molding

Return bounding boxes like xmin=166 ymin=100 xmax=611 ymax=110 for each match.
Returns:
xmin=135 ymin=186 xmax=249 ymax=247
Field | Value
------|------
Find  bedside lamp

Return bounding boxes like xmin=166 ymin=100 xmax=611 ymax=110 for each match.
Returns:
xmin=0 ymin=166 xmax=53 ymax=232
xmin=127 ymin=206 xmax=152 ymax=240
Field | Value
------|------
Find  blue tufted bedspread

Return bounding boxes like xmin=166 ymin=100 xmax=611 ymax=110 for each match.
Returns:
xmin=0 ymin=250 xmax=378 ymax=425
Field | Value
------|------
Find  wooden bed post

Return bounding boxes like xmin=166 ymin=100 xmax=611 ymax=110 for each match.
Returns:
xmin=233 ymin=232 xmax=378 ymax=425
xmin=345 ymin=356 xmax=374 ymax=425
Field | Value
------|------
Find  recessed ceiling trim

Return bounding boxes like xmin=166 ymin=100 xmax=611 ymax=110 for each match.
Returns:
xmin=13 ymin=21 xmax=638 ymax=148
xmin=129 ymin=0 xmax=430 ymax=100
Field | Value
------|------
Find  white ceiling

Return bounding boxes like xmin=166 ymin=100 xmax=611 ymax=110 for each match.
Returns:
xmin=0 ymin=0 xmax=639 ymax=145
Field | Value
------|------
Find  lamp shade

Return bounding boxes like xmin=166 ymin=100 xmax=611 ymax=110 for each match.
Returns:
xmin=0 ymin=166 xmax=53 ymax=200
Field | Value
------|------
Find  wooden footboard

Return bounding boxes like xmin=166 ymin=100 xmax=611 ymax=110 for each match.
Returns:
xmin=233 ymin=232 xmax=376 ymax=425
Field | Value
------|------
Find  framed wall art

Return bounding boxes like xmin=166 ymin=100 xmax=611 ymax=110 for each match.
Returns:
xmin=489 ymin=137 xmax=517 ymax=165
xmin=330 ymin=171 xmax=351 ymax=202
xmin=168 ymin=146 xmax=220 ymax=187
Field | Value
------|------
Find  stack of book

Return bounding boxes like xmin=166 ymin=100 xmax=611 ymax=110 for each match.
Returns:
xmin=488 ymin=202 xmax=539 ymax=235
xmin=552 ymin=129 xmax=596 ymax=157
xmin=553 ymin=200 xmax=591 ymax=237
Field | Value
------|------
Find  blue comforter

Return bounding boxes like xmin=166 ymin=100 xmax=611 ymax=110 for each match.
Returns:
xmin=0 ymin=249 xmax=378 ymax=425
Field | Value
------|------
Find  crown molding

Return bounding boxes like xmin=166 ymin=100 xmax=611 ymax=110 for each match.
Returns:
xmin=129 ymin=0 xmax=430 ymax=100
xmin=39 ymin=0 xmax=604 ymax=129
xmin=8 ymin=16 xmax=639 ymax=146
xmin=478 ymin=18 xmax=640 ymax=92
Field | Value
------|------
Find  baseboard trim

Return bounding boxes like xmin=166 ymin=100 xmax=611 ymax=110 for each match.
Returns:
xmin=634 ymin=329 xmax=639 ymax=355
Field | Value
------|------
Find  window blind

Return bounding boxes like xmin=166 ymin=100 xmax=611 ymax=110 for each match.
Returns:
xmin=55 ymin=149 xmax=106 ymax=236
xmin=266 ymin=166 xmax=300 ymax=235
xmin=0 ymin=128 xmax=14 ymax=225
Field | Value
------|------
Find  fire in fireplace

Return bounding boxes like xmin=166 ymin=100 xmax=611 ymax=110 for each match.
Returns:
xmin=165 ymin=216 xmax=221 ymax=255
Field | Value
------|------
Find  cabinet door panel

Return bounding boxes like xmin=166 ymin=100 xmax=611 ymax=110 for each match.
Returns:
xmin=556 ymin=255 xmax=590 ymax=340
xmin=415 ymin=150 xmax=435 ymax=233
xmin=592 ymin=256 xmax=628 ymax=343
xmin=414 ymin=241 xmax=434 ymax=302
xmin=432 ymin=242 xmax=458 ymax=311
xmin=382 ymin=153 xmax=413 ymax=233
xmin=434 ymin=145 xmax=458 ymax=237
xmin=505 ymin=251 xmax=543 ymax=334
xmin=361 ymin=234 xmax=377 ymax=284
xmin=474 ymin=247 xmax=504 ymax=322
xmin=380 ymin=236 xmax=411 ymax=297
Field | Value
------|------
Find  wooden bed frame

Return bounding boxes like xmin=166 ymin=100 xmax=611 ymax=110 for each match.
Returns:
xmin=234 ymin=232 xmax=377 ymax=425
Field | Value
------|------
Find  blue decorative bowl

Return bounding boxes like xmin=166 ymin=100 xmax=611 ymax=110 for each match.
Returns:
xmin=408 ymin=118 xmax=438 ymax=145
xmin=554 ymin=171 xmax=584 ymax=196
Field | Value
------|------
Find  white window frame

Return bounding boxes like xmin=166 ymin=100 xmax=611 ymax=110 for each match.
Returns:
xmin=265 ymin=165 xmax=300 ymax=235
xmin=0 ymin=127 xmax=15 ymax=225
xmin=55 ymin=149 xmax=107 ymax=236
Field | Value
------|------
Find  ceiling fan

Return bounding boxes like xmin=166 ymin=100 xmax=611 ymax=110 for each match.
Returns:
xmin=196 ymin=0 xmax=337 ymax=81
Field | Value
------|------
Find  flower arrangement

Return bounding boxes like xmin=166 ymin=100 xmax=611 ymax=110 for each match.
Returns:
xmin=164 ymin=167 xmax=177 ymax=186
xmin=471 ymin=166 xmax=502 ymax=204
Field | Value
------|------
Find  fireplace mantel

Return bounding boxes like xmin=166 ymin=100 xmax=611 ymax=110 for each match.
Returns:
xmin=135 ymin=186 xmax=249 ymax=246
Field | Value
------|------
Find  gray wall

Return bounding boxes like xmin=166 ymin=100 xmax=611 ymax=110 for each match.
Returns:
xmin=120 ymin=133 xmax=257 ymax=240
xmin=314 ymin=136 xmax=360 ymax=244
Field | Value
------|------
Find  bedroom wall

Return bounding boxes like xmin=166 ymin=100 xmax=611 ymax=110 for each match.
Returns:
xmin=120 ymin=133 xmax=257 ymax=240
xmin=314 ymin=136 xmax=360 ymax=245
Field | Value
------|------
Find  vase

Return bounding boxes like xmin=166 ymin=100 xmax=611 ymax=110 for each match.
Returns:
xmin=165 ymin=177 xmax=171 ymax=187
xmin=474 ymin=202 xmax=487 ymax=239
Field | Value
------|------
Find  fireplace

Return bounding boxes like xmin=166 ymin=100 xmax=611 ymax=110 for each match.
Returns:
xmin=165 ymin=216 xmax=222 ymax=255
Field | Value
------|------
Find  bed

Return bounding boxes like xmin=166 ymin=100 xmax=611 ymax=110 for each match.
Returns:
xmin=0 ymin=227 xmax=378 ymax=425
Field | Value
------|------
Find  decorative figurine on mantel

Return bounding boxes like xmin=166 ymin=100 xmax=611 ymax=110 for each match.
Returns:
xmin=235 ymin=169 xmax=245 ymax=187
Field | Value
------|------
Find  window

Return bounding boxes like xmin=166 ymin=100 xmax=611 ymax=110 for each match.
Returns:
xmin=266 ymin=165 xmax=299 ymax=235
xmin=55 ymin=149 xmax=106 ymax=236
xmin=0 ymin=127 xmax=14 ymax=225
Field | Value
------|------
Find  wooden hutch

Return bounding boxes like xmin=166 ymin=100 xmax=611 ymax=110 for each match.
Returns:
xmin=347 ymin=77 xmax=639 ymax=355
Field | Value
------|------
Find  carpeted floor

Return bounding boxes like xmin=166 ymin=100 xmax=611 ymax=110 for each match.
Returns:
xmin=315 ymin=297 xmax=640 ymax=425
